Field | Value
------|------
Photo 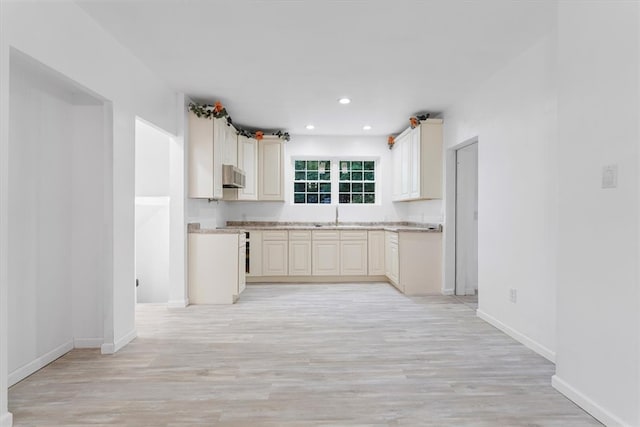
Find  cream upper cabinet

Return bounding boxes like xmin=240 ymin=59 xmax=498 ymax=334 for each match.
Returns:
xmin=392 ymin=118 xmax=443 ymax=201
xmin=188 ymin=112 xmax=224 ymax=199
xmin=288 ymin=231 xmax=312 ymax=276
xmin=368 ymin=230 xmax=385 ymax=276
xmin=312 ymin=230 xmax=340 ymax=276
xmin=222 ymin=123 xmax=238 ymax=167
xmin=223 ymin=135 xmax=258 ymax=201
xmin=258 ymin=136 xmax=284 ymax=201
xmin=262 ymin=231 xmax=288 ymax=276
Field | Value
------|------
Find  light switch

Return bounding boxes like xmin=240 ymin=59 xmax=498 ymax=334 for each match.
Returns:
xmin=602 ymin=164 xmax=618 ymax=189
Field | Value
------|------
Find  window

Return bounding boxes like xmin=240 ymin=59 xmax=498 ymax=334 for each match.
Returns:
xmin=293 ymin=160 xmax=332 ymax=204
xmin=339 ymin=160 xmax=376 ymax=204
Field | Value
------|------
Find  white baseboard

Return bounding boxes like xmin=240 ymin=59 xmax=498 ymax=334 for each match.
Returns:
xmin=476 ymin=309 xmax=555 ymax=363
xmin=101 ymin=329 xmax=136 ymax=355
xmin=167 ymin=299 xmax=188 ymax=308
xmin=8 ymin=340 xmax=74 ymax=386
xmin=552 ymin=375 xmax=628 ymax=427
xmin=0 ymin=412 xmax=13 ymax=427
xmin=73 ymin=338 xmax=103 ymax=349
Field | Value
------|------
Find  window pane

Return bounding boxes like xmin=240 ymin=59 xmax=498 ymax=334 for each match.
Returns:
xmin=320 ymin=183 xmax=331 ymax=193
xmin=339 ymin=183 xmax=350 ymax=192
xmin=294 ymin=193 xmax=305 ymax=203
xmin=352 ymin=194 xmax=363 ymax=203
xmin=364 ymin=193 xmax=375 ymax=203
xmin=295 ymin=160 xmax=306 ymax=170
xmin=319 ymin=172 xmax=331 ymax=181
xmin=339 ymin=193 xmax=350 ymax=203
xmin=351 ymin=161 xmax=363 ymax=171
xmin=364 ymin=161 xmax=375 ymax=170
xmin=307 ymin=160 xmax=318 ymax=171
xmin=364 ymin=183 xmax=375 ymax=192
xmin=293 ymin=159 xmax=332 ymax=205
xmin=364 ymin=172 xmax=375 ymax=181
xmin=338 ymin=159 xmax=376 ymax=205
xmin=320 ymin=194 xmax=331 ymax=204
xmin=307 ymin=194 xmax=319 ymax=203
xmin=340 ymin=172 xmax=350 ymax=181
xmin=295 ymin=171 xmax=306 ymax=180
xmin=294 ymin=183 xmax=306 ymax=192
xmin=306 ymin=171 xmax=318 ymax=180
xmin=352 ymin=183 xmax=363 ymax=192
xmin=352 ymin=172 xmax=363 ymax=181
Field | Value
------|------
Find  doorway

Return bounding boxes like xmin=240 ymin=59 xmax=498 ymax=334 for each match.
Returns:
xmin=455 ymin=142 xmax=478 ymax=296
xmin=134 ymin=119 xmax=172 ymax=304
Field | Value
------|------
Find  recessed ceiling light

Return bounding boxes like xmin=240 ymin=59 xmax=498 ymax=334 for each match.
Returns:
xmin=363 ymin=125 xmax=372 ymax=131
xmin=338 ymin=97 xmax=351 ymax=105
xmin=305 ymin=124 xmax=315 ymax=130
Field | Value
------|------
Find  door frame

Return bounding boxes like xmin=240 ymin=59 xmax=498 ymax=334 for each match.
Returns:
xmin=443 ymin=136 xmax=478 ymax=295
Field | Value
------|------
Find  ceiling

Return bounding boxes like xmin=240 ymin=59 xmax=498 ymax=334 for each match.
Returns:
xmin=76 ymin=0 xmax=557 ymax=136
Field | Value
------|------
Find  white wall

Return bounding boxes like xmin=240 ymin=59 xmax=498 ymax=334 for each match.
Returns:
xmin=135 ymin=120 xmax=170 ymax=304
xmin=220 ymin=135 xmax=444 ymax=225
xmin=553 ymin=2 xmax=640 ymax=426
xmin=0 ymin=1 xmax=180 ymax=422
xmin=443 ymin=32 xmax=559 ymax=360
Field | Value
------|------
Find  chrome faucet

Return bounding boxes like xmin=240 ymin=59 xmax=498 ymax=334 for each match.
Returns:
xmin=335 ymin=205 xmax=339 ymax=226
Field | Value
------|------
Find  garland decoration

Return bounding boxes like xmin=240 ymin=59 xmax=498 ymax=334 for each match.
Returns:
xmin=388 ymin=135 xmax=395 ymax=150
xmin=188 ymin=101 xmax=291 ymax=142
xmin=409 ymin=117 xmax=419 ymax=129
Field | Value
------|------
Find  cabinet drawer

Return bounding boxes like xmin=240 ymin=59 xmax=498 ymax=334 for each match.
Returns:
xmin=263 ymin=230 xmax=288 ymax=241
xmin=289 ymin=230 xmax=311 ymax=241
xmin=312 ymin=230 xmax=340 ymax=240
xmin=340 ymin=230 xmax=368 ymax=240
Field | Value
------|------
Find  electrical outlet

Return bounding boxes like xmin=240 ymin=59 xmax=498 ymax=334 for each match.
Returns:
xmin=509 ymin=288 xmax=517 ymax=303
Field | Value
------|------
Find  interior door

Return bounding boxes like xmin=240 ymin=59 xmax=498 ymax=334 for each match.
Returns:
xmin=455 ymin=143 xmax=478 ymax=296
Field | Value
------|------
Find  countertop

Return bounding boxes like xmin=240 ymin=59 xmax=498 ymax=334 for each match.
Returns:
xmin=220 ymin=221 xmax=443 ymax=233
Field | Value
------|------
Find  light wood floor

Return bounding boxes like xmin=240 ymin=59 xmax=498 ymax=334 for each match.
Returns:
xmin=9 ymin=283 xmax=599 ymax=426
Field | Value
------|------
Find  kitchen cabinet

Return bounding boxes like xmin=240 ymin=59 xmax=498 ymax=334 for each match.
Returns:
xmin=392 ymin=118 xmax=443 ymax=201
xmin=247 ymin=230 xmax=262 ymax=276
xmin=262 ymin=230 xmax=288 ymax=275
xmin=188 ymin=112 xmax=225 ymax=199
xmin=222 ymin=122 xmax=238 ymax=167
xmin=258 ymin=136 xmax=284 ymax=201
xmin=288 ymin=230 xmax=312 ymax=276
xmin=385 ymin=231 xmax=400 ymax=288
xmin=188 ymin=231 xmax=245 ymax=304
xmin=238 ymin=235 xmax=246 ymax=295
xmin=340 ymin=231 xmax=368 ymax=276
xmin=312 ymin=230 xmax=340 ymax=276
xmin=368 ymin=230 xmax=385 ymax=276
xmin=223 ymin=135 xmax=258 ymax=201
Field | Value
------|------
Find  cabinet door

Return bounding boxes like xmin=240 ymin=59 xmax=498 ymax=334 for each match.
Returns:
xmin=262 ymin=240 xmax=288 ymax=276
xmin=238 ymin=136 xmax=258 ymax=200
xmin=312 ymin=240 xmax=340 ymax=275
xmin=389 ymin=241 xmax=400 ymax=286
xmin=188 ymin=112 xmax=214 ymax=198
xmin=409 ymin=128 xmax=421 ymax=198
xmin=248 ymin=230 xmax=263 ymax=276
xmin=368 ymin=230 xmax=385 ymax=276
xmin=258 ymin=137 xmax=284 ymax=201
xmin=392 ymin=139 xmax=402 ymax=201
xmin=289 ymin=240 xmax=312 ymax=276
xmin=340 ymin=240 xmax=368 ymax=275
xmin=211 ymin=118 xmax=224 ymax=199
xmin=400 ymin=134 xmax=411 ymax=199
xmin=222 ymin=124 xmax=238 ymax=167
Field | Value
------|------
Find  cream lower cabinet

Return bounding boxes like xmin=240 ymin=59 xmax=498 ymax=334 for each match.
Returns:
xmin=188 ymin=232 xmax=245 ymax=304
xmin=340 ymin=231 xmax=368 ymax=276
xmin=385 ymin=231 xmax=400 ymax=288
xmin=368 ymin=230 xmax=385 ymax=276
xmin=312 ymin=230 xmax=340 ymax=275
xmin=289 ymin=231 xmax=311 ymax=276
xmin=262 ymin=231 xmax=288 ymax=276
xmin=247 ymin=230 xmax=262 ymax=276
